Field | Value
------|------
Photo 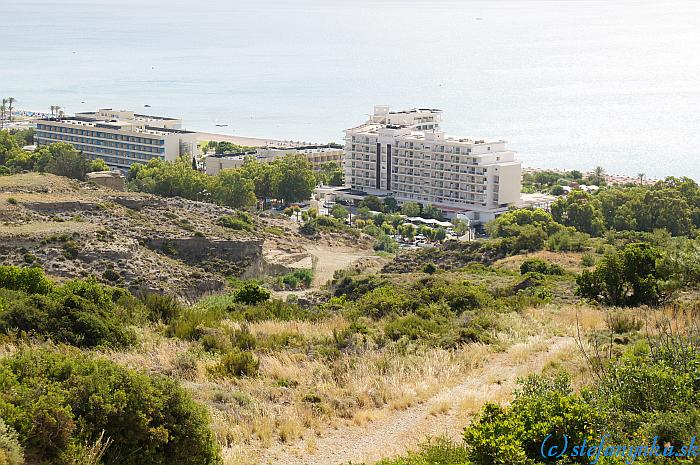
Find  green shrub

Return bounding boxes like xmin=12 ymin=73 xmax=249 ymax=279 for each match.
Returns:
xmin=0 ymin=348 xmax=221 ymax=465
xmin=299 ymin=220 xmax=318 ymax=236
xmin=384 ymin=303 xmax=451 ymax=342
xmin=580 ymin=251 xmax=596 ymax=267
xmin=333 ymin=274 xmax=388 ymax=301
xmin=375 ymin=437 xmax=469 ymax=465
xmin=0 ymin=276 xmax=138 ymax=348
xmin=264 ymin=226 xmax=285 ymax=236
xmin=168 ymin=306 xmax=227 ymax=341
xmin=62 ymin=240 xmax=80 ymax=259
xmin=519 ymin=258 xmax=564 ymax=275
xmin=607 ymin=312 xmax=642 ymax=334
xmin=546 ymin=230 xmax=590 ymax=252
xmin=422 ymin=263 xmax=437 ymax=274
xmin=458 ymin=312 xmax=500 ymax=345
xmin=464 ymin=374 xmax=597 ymax=465
xmin=374 ymin=233 xmax=398 ymax=253
xmin=232 ymin=282 xmax=270 ymax=305
xmin=0 ymin=265 xmax=54 ymax=294
xmin=231 ymin=325 xmax=257 ymax=350
xmin=201 ymin=329 xmax=233 ymax=354
xmin=217 ymin=212 xmax=254 ymax=232
xmin=577 ymin=242 xmax=664 ymax=306
xmin=214 ymin=350 xmax=259 ymax=378
xmin=6 ymin=197 xmax=17 ymax=205
xmin=101 ymin=268 xmax=120 ymax=282
xmin=230 ymin=299 xmax=314 ymax=322
xmin=416 ymin=278 xmax=492 ymax=314
xmin=0 ymin=419 xmax=23 ymax=465
xmin=282 ymin=269 xmax=313 ymax=289
xmin=351 ymin=285 xmax=417 ymax=319
xmin=140 ymin=292 xmax=182 ymax=323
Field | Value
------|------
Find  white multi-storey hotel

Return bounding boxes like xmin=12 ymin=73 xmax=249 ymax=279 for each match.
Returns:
xmin=35 ymin=109 xmax=198 ymax=170
xmin=344 ymin=106 xmax=522 ymax=221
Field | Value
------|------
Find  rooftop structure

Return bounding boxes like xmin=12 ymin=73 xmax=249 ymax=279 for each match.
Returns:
xmin=35 ymin=108 xmax=198 ymax=170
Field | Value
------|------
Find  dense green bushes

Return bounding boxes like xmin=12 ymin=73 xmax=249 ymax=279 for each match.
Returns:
xmin=374 ymin=437 xmax=470 ymax=465
xmin=520 ymin=258 xmax=564 ymax=276
xmin=128 ymin=153 xmax=316 ymax=208
xmin=0 ymin=268 xmax=141 ymax=348
xmin=464 ymin=374 xmax=597 ymax=465
xmin=576 ymin=243 xmax=664 ymax=306
xmin=551 ymin=178 xmax=700 ymax=237
xmin=275 ymin=269 xmax=313 ymax=290
xmin=232 ymin=282 xmax=271 ymax=304
xmin=0 ymin=130 xmax=105 ymax=180
xmin=217 ymin=211 xmax=254 ymax=231
xmin=212 ymin=349 xmax=260 ymax=378
xmin=487 ymin=209 xmax=572 ymax=254
xmin=0 ymin=419 xmax=23 ymax=465
xmin=0 ymin=348 xmax=221 ymax=465
xmin=0 ymin=265 xmax=54 ymax=294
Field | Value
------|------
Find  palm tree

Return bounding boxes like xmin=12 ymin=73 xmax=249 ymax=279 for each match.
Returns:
xmin=50 ymin=106 xmax=56 ymax=118
xmin=0 ymin=99 xmax=7 ymax=129
xmin=637 ymin=173 xmax=645 ymax=185
xmin=7 ymin=97 xmax=15 ymax=122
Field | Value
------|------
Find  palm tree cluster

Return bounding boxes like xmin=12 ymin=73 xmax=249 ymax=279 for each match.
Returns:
xmin=50 ymin=105 xmax=63 ymax=118
xmin=0 ymin=97 xmax=16 ymax=129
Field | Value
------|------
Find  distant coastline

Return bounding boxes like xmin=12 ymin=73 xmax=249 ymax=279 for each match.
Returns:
xmin=4 ymin=109 xmax=689 ymax=183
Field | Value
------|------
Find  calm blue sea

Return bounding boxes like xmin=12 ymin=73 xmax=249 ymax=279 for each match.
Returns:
xmin=2 ymin=0 xmax=700 ymax=179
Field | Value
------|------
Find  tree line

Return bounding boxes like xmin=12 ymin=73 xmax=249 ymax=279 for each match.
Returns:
xmin=0 ymin=129 xmax=108 ymax=180
xmin=128 ymin=153 xmax=318 ymax=208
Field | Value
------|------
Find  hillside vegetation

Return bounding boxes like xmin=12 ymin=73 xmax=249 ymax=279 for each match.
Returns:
xmin=1 ymin=130 xmax=699 ymax=465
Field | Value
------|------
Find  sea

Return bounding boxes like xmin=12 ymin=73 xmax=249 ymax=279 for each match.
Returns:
xmin=2 ymin=0 xmax=700 ymax=180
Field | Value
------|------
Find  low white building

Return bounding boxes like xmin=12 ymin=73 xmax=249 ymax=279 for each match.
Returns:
xmin=205 ymin=145 xmax=343 ymax=176
xmin=35 ymin=109 xmax=198 ymax=170
xmin=344 ymin=106 xmax=522 ymax=220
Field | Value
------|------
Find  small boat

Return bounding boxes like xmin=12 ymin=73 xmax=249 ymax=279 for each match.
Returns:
xmin=144 ymin=104 xmax=151 ymax=108
xmin=215 ymin=124 xmax=229 ymax=127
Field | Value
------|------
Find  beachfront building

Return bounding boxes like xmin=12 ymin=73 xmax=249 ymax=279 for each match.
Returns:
xmin=205 ymin=145 xmax=343 ymax=176
xmin=35 ymin=109 xmax=198 ymax=170
xmin=343 ymin=106 xmax=522 ymax=222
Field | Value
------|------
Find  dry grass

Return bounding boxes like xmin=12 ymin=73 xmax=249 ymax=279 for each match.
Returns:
xmin=504 ymin=336 xmax=551 ymax=366
xmin=278 ymin=417 xmax=304 ymax=443
xmin=428 ymin=400 xmax=451 ymax=416
xmin=523 ymin=303 xmax=606 ymax=336
xmin=91 ymin=301 xmax=594 ymax=464
xmin=352 ymin=408 xmax=383 ymax=426
xmin=248 ymin=316 xmax=348 ymax=341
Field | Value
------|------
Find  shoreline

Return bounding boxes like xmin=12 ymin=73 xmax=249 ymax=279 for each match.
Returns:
xmin=195 ymin=131 xmax=320 ymax=149
xmin=3 ymin=109 xmax=681 ymax=183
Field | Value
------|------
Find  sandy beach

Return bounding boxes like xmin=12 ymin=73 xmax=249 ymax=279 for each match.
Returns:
xmin=196 ymin=131 xmax=319 ymax=148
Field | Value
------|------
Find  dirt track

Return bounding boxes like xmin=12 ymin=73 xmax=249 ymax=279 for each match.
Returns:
xmin=258 ymin=336 xmax=575 ymax=465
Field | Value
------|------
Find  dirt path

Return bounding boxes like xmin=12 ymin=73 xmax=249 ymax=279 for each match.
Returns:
xmin=268 ymin=241 xmax=386 ymax=301
xmin=258 ymin=336 xmax=575 ymax=465
xmin=303 ymin=243 xmax=382 ymax=288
